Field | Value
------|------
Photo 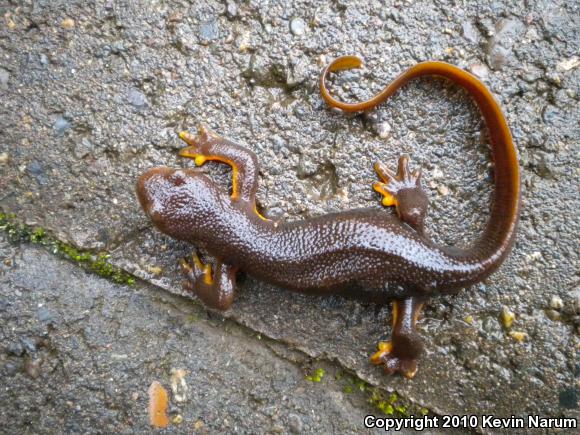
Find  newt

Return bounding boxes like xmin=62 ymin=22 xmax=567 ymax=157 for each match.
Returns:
xmin=136 ymin=55 xmax=520 ymax=378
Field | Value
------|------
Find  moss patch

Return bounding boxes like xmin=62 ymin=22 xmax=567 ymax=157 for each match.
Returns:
xmin=0 ymin=212 xmax=135 ymax=285
xmin=305 ymin=367 xmax=325 ymax=382
xmin=337 ymin=371 xmax=431 ymax=417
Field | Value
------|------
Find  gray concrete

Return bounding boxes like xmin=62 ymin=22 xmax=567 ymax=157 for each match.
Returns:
xmin=0 ymin=234 xmax=396 ymax=433
xmin=1 ymin=0 xmax=578 ymax=428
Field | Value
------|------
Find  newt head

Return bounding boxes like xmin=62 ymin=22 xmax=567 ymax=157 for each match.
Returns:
xmin=136 ymin=167 xmax=220 ymax=241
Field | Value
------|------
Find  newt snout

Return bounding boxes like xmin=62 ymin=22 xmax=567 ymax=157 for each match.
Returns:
xmin=136 ymin=167 xmax=177 ymax=217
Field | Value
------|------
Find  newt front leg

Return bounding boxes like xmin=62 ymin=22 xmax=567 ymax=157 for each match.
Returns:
xmin=178 ymin=124 xmax=259 ymax=203
xmin=180 ymin=251 xmax=238 ymax=311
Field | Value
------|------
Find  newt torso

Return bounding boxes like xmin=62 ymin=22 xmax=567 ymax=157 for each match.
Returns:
xmin=168 ymin=191 xmax=496 ymax=298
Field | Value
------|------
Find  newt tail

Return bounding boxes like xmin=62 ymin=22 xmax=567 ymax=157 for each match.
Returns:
xmin=320 ymin=55 xmax=521 ymax=291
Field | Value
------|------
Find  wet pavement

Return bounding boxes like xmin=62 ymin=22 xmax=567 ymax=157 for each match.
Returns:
xmin=0 ymin=233 xmax=404 ymax=433
xmin=1 ymin=0 xmax=579 ymax=432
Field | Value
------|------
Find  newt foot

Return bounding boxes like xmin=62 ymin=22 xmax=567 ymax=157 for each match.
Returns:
xmin=178 ymin=124 xmax=219 ymax=163
xmin=178 ymin=130 xmax=206 ymax=165
xmin=370 ymin=341 xmax=418 ymax=379
xmin=180 ymin=251 xmax=213 ymax=287
xmin=373 ymin=155 xmax=422 ymax=207
xmin=373 ymin=155 xmax=428 ymax=233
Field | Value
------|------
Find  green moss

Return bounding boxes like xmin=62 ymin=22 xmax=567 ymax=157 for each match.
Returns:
xmin=30 ymin=227 xmax=47 ymax=243
xmin=185 ymin=313 xmax=201 ymax=324
xmin=0 ymin=211 xmax=135 ymax=285
xmin=368 ymin=388 xmax=410 ymax=416
xmin=337 ymin=371 xmax=429 ymax=418
xmin=376 ymin=401 xmax=394 ymax=415
xmin=305 ymin=367 xmax=325 ymax=382
xmin=0 ymin=212 xmax=32 ymax=242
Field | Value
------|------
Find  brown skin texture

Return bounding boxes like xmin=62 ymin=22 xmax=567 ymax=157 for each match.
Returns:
xmin=136 ymin=57 xmax=520 ymax=378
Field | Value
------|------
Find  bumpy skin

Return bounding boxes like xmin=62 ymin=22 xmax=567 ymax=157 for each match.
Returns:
xmin=136 ymin=57 xmax=520 ymax=378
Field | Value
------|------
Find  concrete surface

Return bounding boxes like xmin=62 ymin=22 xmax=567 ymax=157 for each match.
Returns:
xmin=1 ymin=0 xmax=578 ymax=430
xmin=1 ymin=233 xmax=405 ymax=434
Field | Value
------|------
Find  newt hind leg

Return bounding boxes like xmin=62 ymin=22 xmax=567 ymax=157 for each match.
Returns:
xmin=373 ymin=155 xmax=428 ymax=235
xmin=370 ymin=297 xmax=425 ymax=379
xmin=180 ymin=251 xmax=237 ymax=311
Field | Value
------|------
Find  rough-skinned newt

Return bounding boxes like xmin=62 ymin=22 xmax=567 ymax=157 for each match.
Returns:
xmin=136 ymin=55 xmax=520 ymax=378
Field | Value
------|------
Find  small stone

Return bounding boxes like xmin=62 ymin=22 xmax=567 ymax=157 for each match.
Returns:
xmin=500 ymin=307 xmax=515 ymax=328
xmin=526 ymin=251 xmax=542 ymax=262
xmin=0 ymin=68 xmax=9 ymax=90
xmin=556 ymin=56 xmax=580 ymax=72
xmin=508 ymin=331 xmax=527 ymax=342
xmin=485 ymin=19 xmax=524 ymax=70
xmin=199 ymin=20 xmax=219 ymax=43
xmin=486 ymin=44 xmax=509 ymax=70
xmin=24 ymin=357 xmax=42 ymax=378
xmin=146 ymin=265 xmax=163 ymax=276
xmin=374 ymin=121 xmax=392 ymax=139
xmin=111 ymin=40 xmax=126 ymax=54
xmin=290 ymin=18 xmax=306 ymax=36
xmin=53 ymin=116 xmax=71 ymax=136
xmin=296 ymin=157 xmax=318 ymax=178
xmin=559 ymin=388 xmax=578 ymax=409
xmin=468 ymin=63 xmax=489 ymax=79
xmin=7 ymin=342 xmax=24 ymax=357
xmin=437 ymin=185 xmax=449 ymax=196
xmin=431 ymin=167 xmax=443 ymax=179
xmin=482 ymin=317 xmax=501 ymax=338
xmin=20 ymin=337 xmax=37 ymax=353
xmin=464 ymin=314 xmax=474 ymax=325
xmin=4 ymin=362 xmax=19 ymax=376
xmin=61 ymin=18 xmax=75 ymax=29
xmin=545 ymin=71 xmax=561 ymax=86
xmin=545 ymin=309 xmax=561 ymax=321
xmin=27 ymin=161 xmax=47 ymax=185
xmin=127 ymin=88 xmax=148 ymax=109
xmin=461 ymin=21 xmax=479 ymax=43
xmin=36 ymin=306 xmax=55 ymax=323
xmin=288 ymin=414 xmax=303 ymax=433
xmin=194 ymin=420 xmax=204 ymax=430
xmin=74 ymin=137 xmax=94 ymax=159
xmin=549 ymin=295 xmax=564 ymax=310
xmin=5 ymin=15 xmax=16 ymax=29
xmin=0 ymin=152 xmax=9 ymax=164
xmin=170 ymin=368 xmax=189 ymax=403
xmin=573 ymin=288 xmax=580 ymax=314
xmin=225 ymin=0 xmax=238 ymax=19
